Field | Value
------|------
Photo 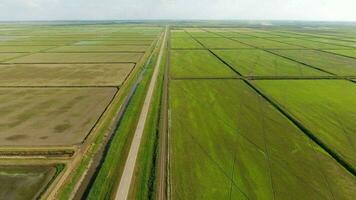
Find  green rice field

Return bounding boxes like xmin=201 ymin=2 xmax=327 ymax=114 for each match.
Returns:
xmin=271 ymin=37 xmax=352 ymax=49
xmin=325 ymin=49 xmax=356 ymax=58
xmin=170 ymin=50 xmax=237 ymax=78
xmin=213 ymin=49 xmax=328 ymax=76
xmin=271 ymin=50 xmax=356 ymax=76
xmin=167 ymin=26 xmax=356 ymax=200
xmin=253 ymin=80 xmax=356 ymax=169
xmin=169 ymin=80 xmax=356 ymax=199
xmin=195 ymin=37 xmax=251 ymax=49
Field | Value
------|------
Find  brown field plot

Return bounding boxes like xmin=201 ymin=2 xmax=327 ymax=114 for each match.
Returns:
xmin=0 ymin=88 xmax=116 ymax=146
xmin=5 ymin=53 xmax=143 ymax=64
xmin=0 ymin=165 xmax=57 ymax=200
xmin=0 ymin=63 xmax=134 ymax=86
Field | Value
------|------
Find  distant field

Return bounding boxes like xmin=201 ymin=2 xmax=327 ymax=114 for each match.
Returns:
xmin=0 ymin=41 xmax=72 ymax=46
xmin=6 ymin=52 xmax=143 ymax=63
xmin=170 ymin=50 xmax=237 ymax=78
xmin=253 ymin=80 xmax=356 ymax=168
xmin=0 ymin=88 xmax=116 ymax=146
xmin=187 ymin=31 xmax=220 ymax=38
xmin=325 ymin=49 xmax=356 ymax=58
xmin=300 ymin=37 xmax=356 ymax=48
xmin=272 ymin=50 xmax=356 ymax=75
xmin=234 ymin=38 xmax=301 ymax=49
xmin=47 ymin=45 xmax=148 ymax=52
xmin=213 ymin=49 xmax=328 ymax=76
xmin=0 ymin=45 xmax=53 ymax=53
xmin=0 ymin=53 xmax=24 ymax=62
xmin=195 ymin=37 xmax=251 ymax=49
xmin=86 ymin=37 xmax=156 ymax=41
xmin=169 ymin=79 xmax=356 ymax=199
xmin=170 ymin=30 xmax=191 ymax=38
xmin=170 ymin=37 xmax=203 ymax=49
xmin=0 ymin=165 xmax=57 ymax=200
xmin=271 ymin=37 xmax=352 ymax=49
xmin=267 ymin=31 xmax=309 ymax=37
xmin=0 ymin=63 xmax=134 ymax=86
xmin=73 ymin=40 xmax=153 ymax=45
xmin=203 ymin=29 xmax=251 ymax=37
xmin=231 ymin=31 xmax=280 ymax=38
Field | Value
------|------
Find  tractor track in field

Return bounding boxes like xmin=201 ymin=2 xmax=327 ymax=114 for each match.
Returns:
xmin=187 ymin=28 xmax=356 ymax=176
xmin=115 ymin=27 xmax=168 ymax=200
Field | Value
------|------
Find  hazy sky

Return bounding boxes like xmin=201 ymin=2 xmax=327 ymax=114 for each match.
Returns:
xmin=0 ymin=0 xmax=356 ymax=21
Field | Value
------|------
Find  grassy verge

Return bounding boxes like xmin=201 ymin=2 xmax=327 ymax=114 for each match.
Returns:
xmin=128 ymin=42 xmax=167 ymax=200
xmin=85 ymin=43 xmax=162 ymax=199
xmin=39 ymin=164 xmax=65 ymax=199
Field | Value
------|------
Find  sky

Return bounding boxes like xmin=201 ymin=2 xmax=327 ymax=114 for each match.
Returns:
xmin=0 ymin=0 xmax=356 ymax=21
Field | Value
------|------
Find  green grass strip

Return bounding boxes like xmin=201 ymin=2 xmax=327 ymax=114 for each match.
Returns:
xmin=128 ymin=44 xmax=166 ymax=200
xmin=85 ymin=50 xmax=159 ymax=199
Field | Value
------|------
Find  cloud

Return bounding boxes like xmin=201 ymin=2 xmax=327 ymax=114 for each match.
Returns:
xmin=0 ymin=0 xmax=355 ymax=21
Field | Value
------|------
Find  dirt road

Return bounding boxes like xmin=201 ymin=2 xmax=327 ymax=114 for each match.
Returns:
xmin=115 ymin=26 xmax=168 ymax=200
